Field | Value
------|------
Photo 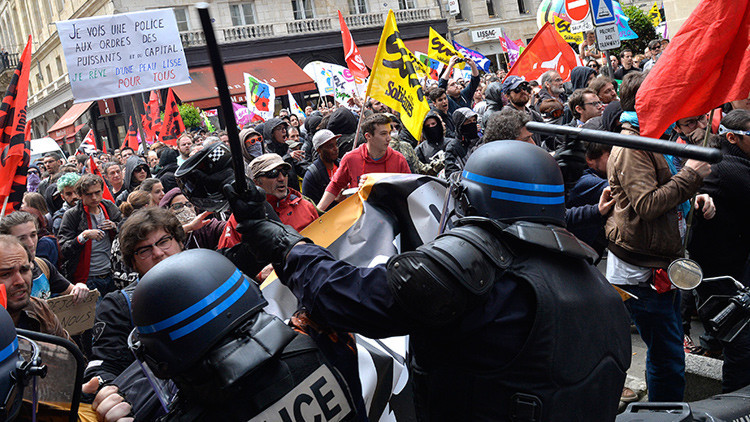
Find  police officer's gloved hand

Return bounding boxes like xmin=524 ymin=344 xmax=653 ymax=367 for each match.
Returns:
xmin=223 ymin=182 xmax=311 ymax=266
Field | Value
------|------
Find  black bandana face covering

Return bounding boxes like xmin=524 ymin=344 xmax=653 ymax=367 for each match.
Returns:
xmin=423 ymin=124 xmax=444 ymax=143
xmin=460 ymin=123 xmax=478 ymax=140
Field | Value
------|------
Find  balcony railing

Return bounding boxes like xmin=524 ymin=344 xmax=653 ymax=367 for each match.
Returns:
xmin=345 ymin=12 xmax=384 ymax=28
xmin=223 ymin=24 xmax=275 ymax=41
xmin=179 ymin=8 xmax=438 ymax=46
xmin=286 ymin=17 xmax=333 ymax=34
xmin=0 ymin=52 xmax=19 ymax=74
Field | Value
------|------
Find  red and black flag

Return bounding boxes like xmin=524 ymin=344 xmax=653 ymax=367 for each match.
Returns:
xmin=159 ymin=88 xmax=184 ymax=147
xmin=76 ymin=129 xmax=98 ymax=156
xmin=88 ymin=156 xmax=115 ymax=203
xmin=0 ymin=36 xmax=31 ymax=217
xmin=142 ymin=90 xmax=161 ymax=144
xmin=121 ymin=116 xmax=140 ymax=151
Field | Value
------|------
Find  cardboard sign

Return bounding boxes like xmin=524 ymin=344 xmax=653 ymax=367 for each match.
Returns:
xmin=46 ymin=289 xmax=100 ymax=335
xmin=56 ymin=9 xmax=190 ymax=103
xmin=243 ymin=72 xmax=276 ymax=121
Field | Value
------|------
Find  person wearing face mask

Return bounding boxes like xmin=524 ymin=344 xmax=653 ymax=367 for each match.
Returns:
xmin=160 ymin=187 xmax=226 ymax=250
xmin=444 ymin=107 xmax=482 ymax=178
xmin=387 ymin=116 xmax=443 ymax=176
xmin=415 ymin=112 xmax=450 ymax=176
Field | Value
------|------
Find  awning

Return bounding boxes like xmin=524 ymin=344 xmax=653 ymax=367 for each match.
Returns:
xmin=65 ymin=124 xmax=86 ymax=144
xmin=358 ymin=37 xmax=430 ymax=69
xmin=48 ymin=101 xmax=93 ymax=141
xmin=172 ymin=56 xmax=316 ymax=109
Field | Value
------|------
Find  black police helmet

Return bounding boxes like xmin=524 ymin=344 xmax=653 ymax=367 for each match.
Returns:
xmin=175 ymin=142 xmax=234 ymax=212
xmin=453 ymin=140 xmax=566 ymax=226
xmin=131 ymin=249 xmax=267 ymax=379
xmin=0 ymin=306 xmax=22 ymax=421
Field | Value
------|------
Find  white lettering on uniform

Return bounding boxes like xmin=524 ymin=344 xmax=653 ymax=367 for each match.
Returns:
xmin=248 ymin=366 xmax=352 ymax=422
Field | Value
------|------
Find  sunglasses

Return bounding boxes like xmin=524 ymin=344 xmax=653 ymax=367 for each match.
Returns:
xmin=512 ymin=84 xmax=532 ymax=94
xmin=257 ymin=167 xmax=289 ymax=179
xmin=134 ymin=166 xmax=148 ymax=173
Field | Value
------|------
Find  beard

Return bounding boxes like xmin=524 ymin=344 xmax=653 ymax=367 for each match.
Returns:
xmin=550 ymin=85 xmax=565 ymax=95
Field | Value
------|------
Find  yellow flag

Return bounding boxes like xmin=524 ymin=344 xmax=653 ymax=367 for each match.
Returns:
xmin=648 ymin=2 xmax=662 ymax=27
xmin=428 ymin=27 xmax=465 ymax=65
xmin=553 ymin=16 xmax=584 ymax=44
xmin=366 ymin=10 xmax=431 ymax=142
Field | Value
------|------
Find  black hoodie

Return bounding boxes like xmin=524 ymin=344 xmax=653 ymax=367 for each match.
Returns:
xmin=116 ymin=155 xmax=150 ymax=205
xmin=327 ymin=108 xmax=358 ymax=157
xmin=263 ymin=117 xmax=304 ymax=191
xmin=415 ymin=111 xmax=449 ymax=163
xmin=156 ymin=148 xmax=179 ymax=192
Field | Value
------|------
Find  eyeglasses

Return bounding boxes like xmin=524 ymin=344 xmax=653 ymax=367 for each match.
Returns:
xmin=170 ymin=201 xmax=194 ymax=212
xmin=245 ymin=136 xmax=261 ymax=145
xmin=257 ymin=167 xmax=289 ymax=179
xmin=677 ymin=115 xmax=707 ymax=129
xmin=584 ymin=101 xmax=604 ymax=108
xmin=134 ymin=235 xmax=174 ymax=260
xmin=512 ymin=85 xmax=532 ymax=93
xmin=28 ymin=170 xmax=38 ymax=175
xmin=134 ymin=166 xmax=148 ymax=173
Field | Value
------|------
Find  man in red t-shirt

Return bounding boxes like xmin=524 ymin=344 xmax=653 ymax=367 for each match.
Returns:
xmin=317 ymin=113 xmax=410 ymax=211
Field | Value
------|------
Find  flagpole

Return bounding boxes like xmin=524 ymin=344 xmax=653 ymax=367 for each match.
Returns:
xmin=352 ymin=96 xmax=368 ymax=147
xmin=129 ymin=94 xmax=147 ymax=150
xmin=0 ymin=197 xmax=9 ymax=220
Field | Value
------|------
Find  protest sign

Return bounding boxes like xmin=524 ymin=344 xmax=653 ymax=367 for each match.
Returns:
xmin=56 ymin=9 xmax=190 ymax=103
xmin=244 ymin=72 xmax=276 ymax=120
xmin=46 ymin=289 xmax=100 ymax=335
xmin=302 ymin=62 xmax=366 ymax=107
xmin=428 ymin=27 xmax=465 ymax=66
xmin=554 ymin=16 xmax=585 ymax=43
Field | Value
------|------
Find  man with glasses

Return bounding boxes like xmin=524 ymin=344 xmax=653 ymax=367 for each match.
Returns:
xmin=537 ymin=70 xmax=567 ymax=106
xmin=58 ymin=174 xmax=122 ymax=296
xmin=672 ymin=114 xmax=709 ymax=146
xmin=568 ymin=88 xmax=605 ymax=127
xmin=496 ymin=76 xmax=546 ymax=147
xmin=643 ymin=40 xmax=663 ymax=71
xmin=250 ymin=153 xmax=318 ymax=232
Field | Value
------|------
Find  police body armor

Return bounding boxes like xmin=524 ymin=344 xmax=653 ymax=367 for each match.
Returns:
xmin=161 ymin=312 xmax=358 ymax=422
xmin=387 ymin=218 xmax=631 ymax=421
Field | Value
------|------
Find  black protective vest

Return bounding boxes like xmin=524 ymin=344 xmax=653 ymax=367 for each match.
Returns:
xmin=410 ymin=229 xmax=631 ymax=421
xmin=161 ymin=319 xmax=359 ymax=422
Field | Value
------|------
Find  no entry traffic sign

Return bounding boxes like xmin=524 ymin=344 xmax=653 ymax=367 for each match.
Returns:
xmin=565 ymin=0 xmax=591 ymax=22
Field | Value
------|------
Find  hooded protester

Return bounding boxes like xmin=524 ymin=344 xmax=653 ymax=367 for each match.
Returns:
xmin=301 ymin=113 xmax=323 ymax=162
xmin=160 ymin=187 xmax=227 ymax=250
xmin=481 ymin=81 xmax=505 ymax=129
xmin=116 ymin=155 xmax=151 ymax=205
xmin=327 ymin=107 xmax=359 ymax=157
xmin=239 ymin=127 xmax=265 ymax=164
xmin=155 ymin=148 xmax=179 ymax=193
xmin=416 ymin=111 xmax=449 ymax=164
xmin=26 ymin=165 xmax=41 ymax=192
xmin=570 ymin=66 xmax=598 ymax=91
xmin=263 ymin=117 xmax=305 ymax=192
xmin=444 ymin=107 xmax=482 ymax=177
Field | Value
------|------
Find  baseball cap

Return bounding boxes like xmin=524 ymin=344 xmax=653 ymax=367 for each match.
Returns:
xmin=312 ymin=129 xmax=342 ymax=151
xmin=249 ymin=153 xmax=291 ymax=179
xmin=501 ymin=76 xmax=527 ymax=94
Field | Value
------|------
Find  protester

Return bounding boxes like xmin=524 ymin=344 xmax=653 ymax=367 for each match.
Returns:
xmin=51 ymin=172 xmax=81 ymax=235
xmin=568 ymin=88 xmax=605 ymax=127
xmin=37 ymin=152 xmax=64 ymax=196
xmin=483 ymin=108 xmax=534 ymax=144
xmin=263 ymin=117 xmax=305 ymax=192
xmin=138 ymin=178 xmax=164 ymax=207
xmin=176 ymin=134 xmax=193 ymax=166
xmin=26 ymin=165 xmax=40 ymax=193
xmin=642 ymin=39 xmax=663 ymax=71
xmin=589 ymin=76 xmax=618 ymax=105
xmin=119 ymin=147 xmax=134 ymax=164
xmin=327 ymin=107 xmax=359 ymax=157
xmin=155 ymin=148 xmax=179 ymax=192
xmin=537 ymin=70 xmax=567 ymax=106
xmin=302 ymin=129 xmax=341 ymax=204
xmin=498 ymin=76 xmax=546 ymax=147
xmin=160 ymin=187 xmax=226 ymax=250
xmin=59 ymin=174 xmax=122 ymax=296
xmin=579 ymin=31 xmax=600 ymax=63
xmin=427 ymin=86 xmax=456 ymax=138
xmin=317 ymin=113 xmax=410 ymax=211
xmin=444 ymin=107 xmax=482 ymax=177
xmin=0 ymin=235 xmax=70 ymax=339
xmin=438 ymin=55 xmax=480 ymax=116
xmin=116 ymin=155 xmax=151 ymax=205
xmin=415 ymin=111 xmax=449 ymax=164
xmin=614 ymin=48 xmax=640 ymax=79
xmin=102 ymin=162 xmax=125 ymax=199
xmin=239 ymin=126 xmax=265 ymax=163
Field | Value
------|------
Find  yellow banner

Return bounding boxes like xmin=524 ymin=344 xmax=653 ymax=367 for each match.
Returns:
xmin=554 ymin=16 xmax=584 ymax=44
xmin=648 ymin=2 xmax=662 ymax=27
xmin=366 ymin=10 xmax=431 ymax=142
xmin=428 ymin=27 xmax=465 ymax=65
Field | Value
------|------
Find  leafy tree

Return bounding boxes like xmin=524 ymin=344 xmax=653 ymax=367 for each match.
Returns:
xmin=178 ymin=103 xmax=202 ymax=129
xmin=615 ymin=6 xmax=658 ymax=55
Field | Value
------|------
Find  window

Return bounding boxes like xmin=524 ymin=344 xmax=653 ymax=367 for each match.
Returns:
xmin=517 ymin=0 xmax=529 ymax=14
xmin=398 ymin=0 xmax=415 ymax=9
xmin=455 ymin=0 xmax=466 ymax=21
xmin=486 ymin=0 xmax=495 ymax=17
xmin=230 ymin=3 xmax=255 ymax=26
xmin=348 ymin=0 xmax=367 ymax=14
xmin=55 ymin=56 xmax=63 ymax=76
xmin=45 ymin=64 xmax=52 ymax=83
xmin=291 ymin=0 xmax=314 ymax=19
xmin=173 ymin=8 xmax=190 ymax=31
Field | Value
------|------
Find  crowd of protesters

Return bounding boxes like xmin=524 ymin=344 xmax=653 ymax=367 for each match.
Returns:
xmin=2 ymin=34 xmax=750 ymax=420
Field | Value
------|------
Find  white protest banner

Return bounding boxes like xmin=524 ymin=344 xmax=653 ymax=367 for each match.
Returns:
xmin=244 ymin=72 xmax=276 ymax=121
xmin=56 ymin=9 xmax=190 ymax=103
xmin=46 ymin=289 xmax=100 ymax=335
xmin=302 ymin=61 xmax=366 ymax=107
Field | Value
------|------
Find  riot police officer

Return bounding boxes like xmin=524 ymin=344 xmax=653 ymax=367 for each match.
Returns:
xmin=129 ymin=249 xmax=359 ymax=421
xmin=225 ymin=140 xmax=632 ymax=421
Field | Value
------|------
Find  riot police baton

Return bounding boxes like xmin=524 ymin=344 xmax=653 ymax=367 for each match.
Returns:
xmin=196 ymin=3 xmax=258 ymax=197
xmin=526 ymin=122 xmax=723 ymax=164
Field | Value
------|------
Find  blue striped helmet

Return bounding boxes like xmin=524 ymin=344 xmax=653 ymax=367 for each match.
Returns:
xmin=454 ymin=140 xmax=566 ymax=226
xmin=0 ymin=306 xmax=22 ymax=421
xmin=131 ymin=249 xmax=267 ymax=378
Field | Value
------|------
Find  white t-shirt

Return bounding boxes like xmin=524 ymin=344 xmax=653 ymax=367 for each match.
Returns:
xmin=606 ymin=250 xmax=651 ymax=286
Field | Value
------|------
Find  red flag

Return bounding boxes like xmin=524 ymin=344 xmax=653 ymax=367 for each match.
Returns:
xmin=0 ymin=284 xmax=6 ymax=309
xmin=0 ymin=36 xmax=31 ymax=217
xmin=89 ymin=156 xmax=115 ymax=203
xmin=338 ymin=11 xmax=369 ymax=78
xmin=160 ymin=88 xmax=184 ymax=147
xmin=77 ymin=129 xmax=98 ymax=155
xmin=505 ymin=23 xmax=581 ymax=82
xmin=142 ymin=91 xmax=162 ymax=144
xmin=122 ymin=116 xmax=140 ymax=151
xmin=102 ymin=138 xmax=108 ymax=154
xmin=637 ymin=0 xmax=750 ymax=139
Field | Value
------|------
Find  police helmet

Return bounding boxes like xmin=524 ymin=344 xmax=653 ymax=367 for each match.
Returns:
xmin=452 ymin=140 xmax=566 ymax=226
xmin=175 ymin=142 xmax=234 ymax=212
xmin=131 ymin=249 xmax=267 ymax=379
xmin=0 ymin=306 xmax=22 ymax=421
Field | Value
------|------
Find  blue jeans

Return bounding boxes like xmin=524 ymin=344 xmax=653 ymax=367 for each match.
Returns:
xmin=620 ymin=284 xmax=685 ymax=402
xmin=87 ymin=273 xmax=115 ymax=298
